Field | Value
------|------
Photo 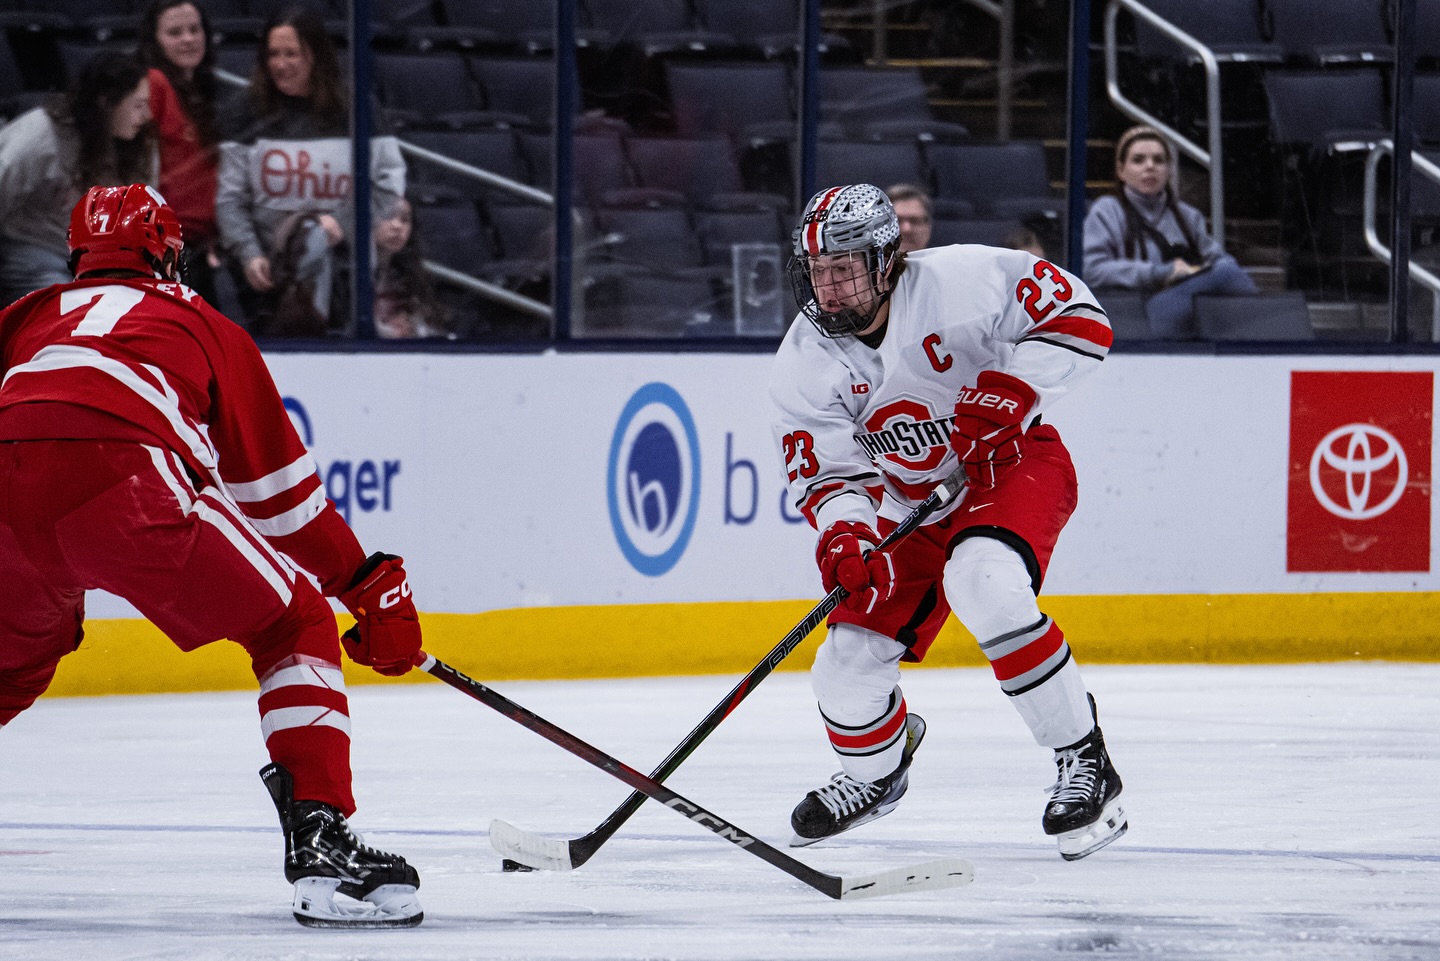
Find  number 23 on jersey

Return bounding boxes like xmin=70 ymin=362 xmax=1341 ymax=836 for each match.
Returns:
xmin=1015 ymin=260 xmax=1072 ymax=323
xmin=782 ymin=429 xmax=819 ymax=480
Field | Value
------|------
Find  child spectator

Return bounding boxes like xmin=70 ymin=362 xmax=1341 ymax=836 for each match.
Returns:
xmin=373 ymin=197 xmax=451 ymax=339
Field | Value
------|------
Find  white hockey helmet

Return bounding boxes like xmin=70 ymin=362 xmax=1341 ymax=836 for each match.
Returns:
xmin=788 ymin=184 xmax=902 ymax=338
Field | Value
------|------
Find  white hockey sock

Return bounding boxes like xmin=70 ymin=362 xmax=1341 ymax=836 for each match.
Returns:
xmin=1008 ymin=655 xmax=1093 ymax=749
xmin=811 ymin=623 xmax=908 ymax=782
xmin=945 ymin=536 xmax=1094 ymax=749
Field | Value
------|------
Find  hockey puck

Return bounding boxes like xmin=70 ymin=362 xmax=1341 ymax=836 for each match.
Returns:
xmin=501 ymin=858 xmax=534 ymax=873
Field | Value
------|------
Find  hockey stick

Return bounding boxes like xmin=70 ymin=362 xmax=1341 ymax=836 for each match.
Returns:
xmin=492 ymin=467 xmax=967 ymax=873
xmin=423 ymin=654 xmax=973 ymax=899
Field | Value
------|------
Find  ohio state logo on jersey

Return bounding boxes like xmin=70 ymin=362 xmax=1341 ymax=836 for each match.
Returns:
xmin=855 ymin=398 xmax=955 ymax=472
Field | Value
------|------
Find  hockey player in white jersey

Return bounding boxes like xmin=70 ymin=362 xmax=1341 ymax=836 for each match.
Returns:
xmin=771 ymin=183 xmax=1126 ymax=860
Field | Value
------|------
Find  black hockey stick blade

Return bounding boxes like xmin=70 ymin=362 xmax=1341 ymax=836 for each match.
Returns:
xmin=423 ymin=655 xmax=973 ymax=900
xmin=491 ymin=467 xmax=968 ymax=872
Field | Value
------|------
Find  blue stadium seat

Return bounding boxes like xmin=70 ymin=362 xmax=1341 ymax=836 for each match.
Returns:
xmin=925 ymin=141 xmax=1060 ymax=219
xmin=469 ymin=56 xmax=563 ymax=128
xmin=929 ymin=216 xmax=1024 ymax=248
xmin=1262 ymin=68 xmax=1388 ymax=151
xmin=623 ymin=135 xmax=748 ymax=207
xmin=697 ymin=0 xmax=850 ymax=59
xmin=663 ymin=60 xmax=793 ymax=142
xmin=582 ymin=267 xmax=723 ymax=337
xmin=1267 ymin=0 xmax=1392 ymax=65
xmin=403 ymin=127 xmax=533 ymax=198
xmin=582 ymin=0 xmax=732 ymax=57
xmin=1195 ymin=292 xmax=1315 ymax=340
xmin=819 ymin=66 xmax=967 ymax=141
xmin=408 ymin=189 xmax=495 ymax=274
xmin=695 ymin=205 xmax=786 ymax=267
xmin=592 ymin=205 xmax=704 ymax=271
xmin=815 ymin=139 xmax=927 ymax=198
xmin=1130 ymin=0 xmax=1282 ymax=64
xmin=1089 ymin=291 xmax=1152 ymax=340
xmin=373 ymin=52 xmax=486 ymax=126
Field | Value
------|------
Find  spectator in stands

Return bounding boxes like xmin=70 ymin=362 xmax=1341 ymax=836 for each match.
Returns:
xmin=886 ymin=182 xmax=933 ymax=254
xmin=140 ymin=0 xmax=224 ymax=305
xmin=216 ymin=8 xmax=405 ymax=335
xmin=1083 ymin=125 xmax=1256 ymax=337
xmin=373 ymin=196 xmax=450 ymax=339
xmin=0 ymin=51 xmax=155 ymax=306
xmin=1000 ymin=226 xmax=1046 ymax=258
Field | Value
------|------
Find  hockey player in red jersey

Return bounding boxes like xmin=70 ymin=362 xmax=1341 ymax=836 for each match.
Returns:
xmin=772 ymin=184 xmax=1126 ymax=860
xmin=0 ymin=184 xmax=425 ymax=926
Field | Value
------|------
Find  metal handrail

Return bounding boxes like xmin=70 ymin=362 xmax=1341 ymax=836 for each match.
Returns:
xmin=1363 ymin=139 xmax=1440 ymax=339
xmin=957 ymin=0 xmax=1015 ymax=141
xmin=1103 ymin=0 xmax=1225 ymax=247
xmin=396 ymin=140 xmax=552 ymax=207
xmin=397 ymin=140 xmax=554 ymax=320
xmin=216 ymin=67 xmax=552 ymax=320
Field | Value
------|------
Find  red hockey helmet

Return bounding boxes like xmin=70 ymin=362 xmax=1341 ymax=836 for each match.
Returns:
xmin=68 ymin=184 xmax=184 ymax=280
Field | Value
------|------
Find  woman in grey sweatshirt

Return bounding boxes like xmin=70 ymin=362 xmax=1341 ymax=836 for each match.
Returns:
xmin=1083 ymin=125 xmax=1256 ymax=337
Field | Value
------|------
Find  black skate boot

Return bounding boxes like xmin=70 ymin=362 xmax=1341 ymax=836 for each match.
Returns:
xmin=260 ymin=762 xmax=423 ymax=928
xmin=789 ymin=714 xmax=926 ymax=847
xmin=1042 ymin=696 xmax=1126 ymax=861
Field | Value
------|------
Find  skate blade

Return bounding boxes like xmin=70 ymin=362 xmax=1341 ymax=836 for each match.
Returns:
xmin=292 ymin=877 xmax=424 ymax=928
xmin=1055 ymin=796 xmax=1127 ymax=862
xmin=788 ymin=799 xmax=902 ymax=848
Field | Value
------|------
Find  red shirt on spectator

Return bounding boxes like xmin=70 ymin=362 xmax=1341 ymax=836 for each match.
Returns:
xmin=148 ymin=68 xmax=218 ymax=245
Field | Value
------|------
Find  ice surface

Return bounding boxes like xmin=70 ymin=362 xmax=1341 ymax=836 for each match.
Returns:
xmin=2 ymin=663 xmax=1437 ymax=960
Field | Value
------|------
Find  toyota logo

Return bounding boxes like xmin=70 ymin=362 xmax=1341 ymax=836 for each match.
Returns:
xmin=1308 ymin=423 xmax=1408 ymax=520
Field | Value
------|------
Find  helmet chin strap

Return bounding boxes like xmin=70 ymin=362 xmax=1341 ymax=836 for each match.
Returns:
xmin=818 ymin=288 xmax=890 ymax=334
xmin=822 ymin=262 xmax=895 ymax=333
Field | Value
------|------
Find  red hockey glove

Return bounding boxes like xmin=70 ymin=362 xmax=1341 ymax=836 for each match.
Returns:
xmin=338 ymin=552 xmax=423 ymax=676
xmin=816 ymin=520 xmax=895 ymax=615
xmin=950 ymin=370 xmax=1037 ymax=490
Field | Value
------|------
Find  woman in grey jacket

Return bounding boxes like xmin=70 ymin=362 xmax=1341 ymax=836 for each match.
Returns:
xmin=1083 ymin=125 xmax=1255 ymax=337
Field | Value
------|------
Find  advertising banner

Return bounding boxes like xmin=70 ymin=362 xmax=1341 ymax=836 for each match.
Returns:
xmin=79 ymin=352 xmax=1440 ymax=621
xmin=1287 ymin=371 xmax=1433 ymax=573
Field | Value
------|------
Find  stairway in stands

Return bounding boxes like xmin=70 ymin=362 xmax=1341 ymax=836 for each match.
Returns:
xmin=820 ymin=0 xmax=1409 ymax=340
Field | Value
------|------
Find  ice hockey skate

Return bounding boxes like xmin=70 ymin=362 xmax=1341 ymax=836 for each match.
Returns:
xmin=1042 ymin=698 xmax=1126 ymax=861
xmin=260 ymin=763 xmax=423 ymax=928
xmin=789 ymin=714 xmax=926 ymax=847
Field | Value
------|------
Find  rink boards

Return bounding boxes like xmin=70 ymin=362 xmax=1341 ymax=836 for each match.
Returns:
xmin=52 ymin=350 xmax=1440 ymax=696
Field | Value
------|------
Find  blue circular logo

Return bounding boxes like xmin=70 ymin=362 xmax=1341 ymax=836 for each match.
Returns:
xmin=283 ymin=397 xmax=313 ymax=446
xmin=607 ymin=383 xmax=701 ymax=576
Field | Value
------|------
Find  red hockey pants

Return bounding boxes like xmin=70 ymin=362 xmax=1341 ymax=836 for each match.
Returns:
xmin=0 ymin=440 xmax=355 ymax=813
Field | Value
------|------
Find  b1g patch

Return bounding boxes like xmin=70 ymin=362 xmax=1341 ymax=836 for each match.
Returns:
xmin=1287 ymin=370 xmax=1432 ymax=572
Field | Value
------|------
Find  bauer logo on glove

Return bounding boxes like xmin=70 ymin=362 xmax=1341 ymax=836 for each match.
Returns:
xmin=950 ymin=370 xmax=1037 ymax=490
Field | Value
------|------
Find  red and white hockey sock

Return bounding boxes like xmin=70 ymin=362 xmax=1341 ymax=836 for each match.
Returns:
xmin=821 ymin=687 xmax=909 ymax=783
xmin=257 ymin=654 xmax=356 ymax=815
xmin=981 ymin=615 xmax=1092 ymax=748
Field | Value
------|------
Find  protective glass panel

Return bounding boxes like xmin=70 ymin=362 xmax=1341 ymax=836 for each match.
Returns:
xmin=1095 ymin=0 xmax=1421 ymax=344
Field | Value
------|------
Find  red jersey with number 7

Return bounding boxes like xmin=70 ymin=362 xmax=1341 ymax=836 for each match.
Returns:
xmin=770 ymin=245 xmax=1112 ymax=531
xmin=0 ymin=277 xmax=363 ymax=593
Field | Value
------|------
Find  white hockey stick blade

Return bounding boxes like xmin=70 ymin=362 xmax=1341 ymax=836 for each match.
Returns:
xmin=489 ymin=818 xmax=575 ymax=872
xmin=838 ymin=857 xmax=974 ymax=900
